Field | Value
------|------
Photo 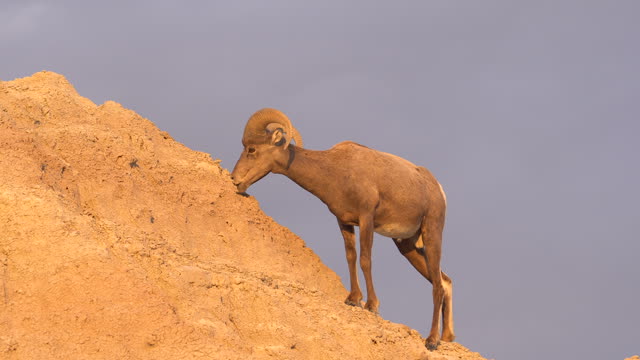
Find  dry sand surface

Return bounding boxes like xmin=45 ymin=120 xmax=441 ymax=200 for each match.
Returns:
xmin=0 ymin=71 xmax=488 ymax=359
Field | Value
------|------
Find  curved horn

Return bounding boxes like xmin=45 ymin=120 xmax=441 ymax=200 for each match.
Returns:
xmin=242 ymin=108 xmax=303 ymax=149
xmin=290 ymin=126 xmax=304 ymax=148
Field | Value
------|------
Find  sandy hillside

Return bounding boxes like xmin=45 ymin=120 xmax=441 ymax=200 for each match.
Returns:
xmin=0 ymin=71 xmax=487 ymax=360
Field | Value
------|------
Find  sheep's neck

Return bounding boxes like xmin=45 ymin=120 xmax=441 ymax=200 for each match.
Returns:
xmin=277 ymin=147 xmax=339 ymax=206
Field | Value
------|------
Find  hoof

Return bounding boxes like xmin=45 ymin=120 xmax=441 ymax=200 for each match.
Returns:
xmin=425 ymin=339 xmax=440 ymax=351
xmin=364 ymin=301 xmax=379 ymax=314
xmin=365 ymin=307 xmax=379 ymax=315
xmin=344 ymin=299 xmax=362 ymax=308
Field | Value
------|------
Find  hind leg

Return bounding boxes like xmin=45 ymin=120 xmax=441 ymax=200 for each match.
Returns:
xmin=440 ymin=271 xmax=455 ymax=341
xmin=393 ymin=233 xmax=455 ymax=345
xmin=422 ymin=225 xmax=444 ymax=350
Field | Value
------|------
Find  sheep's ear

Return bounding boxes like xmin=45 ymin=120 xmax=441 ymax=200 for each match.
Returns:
xmin=270 ymin=128 xmax=284 ymax=146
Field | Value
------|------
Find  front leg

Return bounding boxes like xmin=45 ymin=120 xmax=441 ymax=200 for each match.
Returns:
xmin=338 ymin=220 xmax=362 ymax=307
xmin=359 ymin=213 xmax=379 ymax=313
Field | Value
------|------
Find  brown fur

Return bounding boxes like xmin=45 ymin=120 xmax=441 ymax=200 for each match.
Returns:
xmin=231 ymin=117 xmax=455 ymax=350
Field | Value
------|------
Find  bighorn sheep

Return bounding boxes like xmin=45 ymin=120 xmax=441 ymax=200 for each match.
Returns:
xmin=230 ymin=108 xmax=455 ymax=350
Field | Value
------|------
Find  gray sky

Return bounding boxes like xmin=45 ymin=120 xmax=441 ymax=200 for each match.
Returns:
xmin=2 ymin=1 xmax=639 ymax=359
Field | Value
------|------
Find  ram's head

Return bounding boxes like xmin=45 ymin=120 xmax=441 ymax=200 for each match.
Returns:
xmin=230 ymin=108 xmax=303 ymax=193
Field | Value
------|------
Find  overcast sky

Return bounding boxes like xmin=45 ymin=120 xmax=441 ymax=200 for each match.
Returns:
xmin=2 ymin=1 xmax=639 ymax=359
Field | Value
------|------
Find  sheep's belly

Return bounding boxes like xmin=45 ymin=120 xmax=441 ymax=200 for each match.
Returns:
xmin=374 ymin=223 xmax=419 ymax=239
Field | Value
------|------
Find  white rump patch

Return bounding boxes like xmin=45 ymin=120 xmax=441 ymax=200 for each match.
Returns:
xmin=438 ymin=181 xmax=447 ymax=206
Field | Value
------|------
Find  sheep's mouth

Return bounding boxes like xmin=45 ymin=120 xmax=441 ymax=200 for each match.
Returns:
xmin=235 ymin=182 xmax=249 ymax=194
xmin=235 ymin=172 xmax=269 ymax=195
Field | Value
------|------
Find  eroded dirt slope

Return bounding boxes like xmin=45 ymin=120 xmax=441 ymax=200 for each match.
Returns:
xmin=0 ymin=71 xmax=487 ymax=360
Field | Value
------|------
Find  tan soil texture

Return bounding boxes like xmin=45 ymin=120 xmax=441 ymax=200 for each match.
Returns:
xmin=0 ymin=71 xmax=487 ymax=360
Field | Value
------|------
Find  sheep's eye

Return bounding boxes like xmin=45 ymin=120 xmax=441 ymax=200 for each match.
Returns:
xmin=247 ymin=147 xmax=256 ymax=154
